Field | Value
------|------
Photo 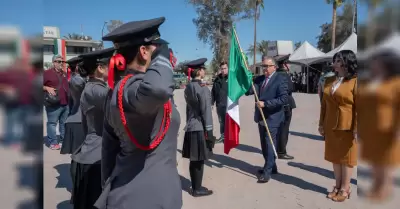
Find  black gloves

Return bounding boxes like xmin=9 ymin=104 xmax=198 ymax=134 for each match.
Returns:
xmin=205 ymin=130 xmax=216 ymax=150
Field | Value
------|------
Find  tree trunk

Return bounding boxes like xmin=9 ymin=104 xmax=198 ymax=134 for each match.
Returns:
xmin=331 ymin=2 xmax=337 ymax=50
xmin=352 ymin=0 xmax=357 ymax=33
xmin=253 ymin=3 xmax=258 ymax=74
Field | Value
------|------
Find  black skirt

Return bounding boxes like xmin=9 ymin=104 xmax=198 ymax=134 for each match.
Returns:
xmin=71 ymin=160 xmax=102 ymax=209
xmin=61 ymin=122 xmax=85 ymax=154
xmin=182 ymin=131 xmax=211 ymax=161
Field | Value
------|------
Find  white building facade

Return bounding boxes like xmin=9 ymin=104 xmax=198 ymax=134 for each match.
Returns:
xmin=43 ymin=26 xmax=101 ymax=69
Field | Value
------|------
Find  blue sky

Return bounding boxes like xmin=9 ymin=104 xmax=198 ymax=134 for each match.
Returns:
xmin=0 ymin=0 xmax=368 ymax=63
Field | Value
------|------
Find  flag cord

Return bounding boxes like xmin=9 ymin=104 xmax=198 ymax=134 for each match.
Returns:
xmin=232 ymin=27 xmax=278 ymax=158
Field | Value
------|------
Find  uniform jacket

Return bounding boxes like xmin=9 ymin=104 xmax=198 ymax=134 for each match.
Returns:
xmin=95 ymin=55 xmax=182 ymax=209
xmin=319 ymin=76 xmax=357 ymax=131
xmin=184 ymin=79 xmax=213 ymax=132
xmin=277 ymin=69 xmax=296 ymax=109
xmin=71 ymin=78 xmax=108 ymax=164
xmin=246 ymin=72 xmax=289 ymax=128
xmin=65 ymin=74 xmax=86 ymax=123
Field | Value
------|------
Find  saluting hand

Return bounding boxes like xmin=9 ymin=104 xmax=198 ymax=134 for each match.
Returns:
xmin=256 ymin=101 xmax=265 ymax=108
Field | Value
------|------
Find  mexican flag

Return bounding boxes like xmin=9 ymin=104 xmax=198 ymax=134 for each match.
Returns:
xmin=54 ymin=39 xmax=66 ymax=58
xmin=224 ymin=26 xmax=253 ymax=154
xmin=54 ymin=38 xmax=66 ymax=70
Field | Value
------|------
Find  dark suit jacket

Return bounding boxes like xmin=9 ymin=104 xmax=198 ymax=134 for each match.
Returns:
xmin=277 ymin=69 xmax=296 ymax=109
xmin=246 ymin=72 xmax=289 ymax=128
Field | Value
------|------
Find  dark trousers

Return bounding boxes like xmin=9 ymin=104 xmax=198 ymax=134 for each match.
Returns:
xmin=216 ymin=105 xmax=226 ymax=137
xmin=258 ymin=125 xmax=278 ymax=175
xmin=189 ymin=160 xmax=204 ymax=190
xmin=278 ymin=108 xmax=292 ymax=155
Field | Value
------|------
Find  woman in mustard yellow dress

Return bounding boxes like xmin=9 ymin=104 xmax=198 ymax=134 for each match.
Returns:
xmin=358 ymin=50 xmax=400 ymax=202
xmin=318 ymin=50 xmax=358 ymax=202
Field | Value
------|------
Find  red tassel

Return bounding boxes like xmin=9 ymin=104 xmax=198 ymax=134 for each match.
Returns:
xmin=67 ymin=68 xmax=71 ymax=81
xmin=108 ymin=54 xmax=126 ymax=89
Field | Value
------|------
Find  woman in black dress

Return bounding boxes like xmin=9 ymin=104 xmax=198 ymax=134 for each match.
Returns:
xmin=182 ymin=58 xmax=216 ymax=197
xmin=61 ymin=57 xmax=86 ymax=155
xmin=70 ymin=47 xmax=113 ymax=209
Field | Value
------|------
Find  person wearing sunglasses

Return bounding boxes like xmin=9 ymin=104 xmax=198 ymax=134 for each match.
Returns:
xmin=43 ymin=54 xmax=69 ymax=150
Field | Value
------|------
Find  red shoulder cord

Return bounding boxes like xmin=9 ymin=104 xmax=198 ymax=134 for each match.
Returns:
xmin=117 ymin=74 xmax=172 ymax=150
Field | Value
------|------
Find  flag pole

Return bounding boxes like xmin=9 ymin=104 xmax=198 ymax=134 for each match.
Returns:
xmin=232 ymin=26 xmax=278 ymax=158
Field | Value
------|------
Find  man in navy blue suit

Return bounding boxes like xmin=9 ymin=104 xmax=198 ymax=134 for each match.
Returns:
xmin=246 ymin=56 xmax=288 ymax=183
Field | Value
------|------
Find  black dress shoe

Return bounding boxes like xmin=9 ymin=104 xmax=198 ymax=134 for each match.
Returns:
xmin=278 ymin=154 xmax=294 ymax=160
xmin=257 ymin=168 xmax=278 ymax=175
xmin=190 ymin=187 xmax=213 ymax=197
xmin=257 ymin=174 xmax=270 ymax=183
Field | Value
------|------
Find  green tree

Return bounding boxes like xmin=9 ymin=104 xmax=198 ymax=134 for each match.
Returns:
xmin=187 ymin=0 xmax=260 ymax=72
xmin=107 ymin=20 xmax=124 ymax=33
xmin=326 ymin=0 xmax=346 ymax=50
xmin=317 ymin=2 xmax=355 ymax=52
xmin=246 ymin=40 xmax=269 ymax=58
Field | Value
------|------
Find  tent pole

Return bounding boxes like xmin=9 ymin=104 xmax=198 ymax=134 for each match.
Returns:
xmin=306 ymin=65 xmax=309 ymax=93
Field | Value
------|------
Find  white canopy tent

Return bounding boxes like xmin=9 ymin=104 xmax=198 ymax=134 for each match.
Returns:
xmin=307 ymin=33 xmax=358 ymax=65
xmin=358 ymin=32 xmax=400 ymax=59
xmin=288 ymin=41 xmax=326 ymax=65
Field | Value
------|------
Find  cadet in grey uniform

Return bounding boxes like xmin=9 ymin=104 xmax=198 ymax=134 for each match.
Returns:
xmin=182 ymin=58 xmax=216 ymax=197
xmin=70 ymin=47 xmax=113 ymax=209
xmin=94 ymin=17 xmax=182 ymax=209
xmin=61 ymin=56 xmax=86 ymax=155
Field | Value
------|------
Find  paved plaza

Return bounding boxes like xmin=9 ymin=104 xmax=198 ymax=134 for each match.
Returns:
xmin=2 ymin=91 xmax=398 ymax=209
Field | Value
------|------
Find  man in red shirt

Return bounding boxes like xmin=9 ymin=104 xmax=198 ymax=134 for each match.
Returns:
xmin=43 ymin=55 xmax=69 ymax=150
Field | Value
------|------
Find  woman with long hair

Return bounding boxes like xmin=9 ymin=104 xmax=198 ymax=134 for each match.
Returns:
xmin=182 ymin=58 xmax=215 ymax=197
xmin=358 ymin=50 xmax=400 ymax=202
xmin=319 ymin=50 xmax=358 ymax=202
xmin=70 ymin=47 xmax=113 ymax=209
xmin=94 ymin=17 xmax=182 ymax=209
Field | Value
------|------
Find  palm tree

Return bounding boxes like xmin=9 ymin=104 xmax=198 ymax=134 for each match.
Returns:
xmin=326 ymin=0 xmax=346 ymax=50
xmin=252 ymin=0 xmax=264 ymax=66
xmin=246 ymin=40 xmax=269 ymax=58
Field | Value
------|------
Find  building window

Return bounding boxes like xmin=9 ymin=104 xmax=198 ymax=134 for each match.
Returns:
xmin=43 ymin=45 xmax=54 ymax=54
xmin=66 ymin=46 xmax=92 ymax=54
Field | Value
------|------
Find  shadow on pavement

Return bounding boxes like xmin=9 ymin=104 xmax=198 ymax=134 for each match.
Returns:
xmin=56 ymin=200 xmax=72 ymax=209
xmin=177 ymin=149 xmax=257 ymax=179
xmin=234 ymin=144 xmax=261 ymax=154
xmin=287 ymin=162 xmax=357 ymax=185
xmin=358 ymin=166 xmax=400 ymax=187
xmin=180 ymin=175 xmax=191 ymax=194
xmin=289 ymin=131 xmax=324 ymax=141
xmin=271 ymin=172 xmax=328 ymax=195
xmin=54 ymin=163 xmax=73 ymax=193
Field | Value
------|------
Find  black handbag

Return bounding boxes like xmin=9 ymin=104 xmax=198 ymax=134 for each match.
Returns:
xmin=44 ymin=73 xmax=63 ymax=106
